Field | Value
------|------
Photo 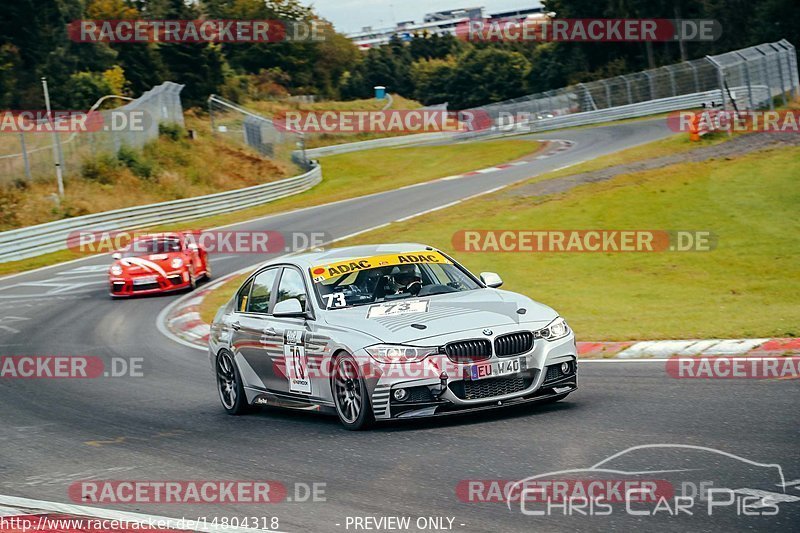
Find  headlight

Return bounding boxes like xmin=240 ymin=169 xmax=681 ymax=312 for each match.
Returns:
xmin=170 ymin=257 xmax=184 ymax=269
xmin=365 ymin=344 xmax=439 ymax=364
xmin=536 ymin=317 xmax=570 ymax=341
xmin=110 ymin=265 xmax=123 ymax=276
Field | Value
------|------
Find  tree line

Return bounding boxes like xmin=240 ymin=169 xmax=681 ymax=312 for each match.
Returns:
xmin=1 ymin=0 xmax=796 ymax=111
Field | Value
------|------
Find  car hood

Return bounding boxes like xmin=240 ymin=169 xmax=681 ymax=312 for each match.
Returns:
xmin=321 ymin=289 xmax=558 ymax=344
xmin=115 ymin=254 xmax=178 ymax=275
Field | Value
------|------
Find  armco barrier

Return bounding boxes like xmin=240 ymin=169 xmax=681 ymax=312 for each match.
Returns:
xmin=0 ymin=163 xmax=321 ymax=263
xmin=483 ymin=86 xmax=771 ymax=137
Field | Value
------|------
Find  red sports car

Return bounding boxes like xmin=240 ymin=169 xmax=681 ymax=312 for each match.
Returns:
xmin=108 ymin=232 xmax=210 ymax=297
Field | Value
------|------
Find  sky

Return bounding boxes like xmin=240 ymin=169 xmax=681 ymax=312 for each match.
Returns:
xmin=302 ymin=0 xmax=543 ymax=34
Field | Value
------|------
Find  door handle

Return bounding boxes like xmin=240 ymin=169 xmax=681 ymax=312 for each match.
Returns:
xmin=263 ymin=327 xmax=277 ymax=336
xmin=231 ymin=321 xmax=241 ymax=331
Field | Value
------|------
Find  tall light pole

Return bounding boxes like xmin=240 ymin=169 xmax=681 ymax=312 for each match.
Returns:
xmin=41 ymin=77 xmax=65 ymax=197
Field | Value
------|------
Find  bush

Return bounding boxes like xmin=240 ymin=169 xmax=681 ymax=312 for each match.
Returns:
xmin=117 ymin=146 xmax=155 ymax=179
xmin=81 ymin=154 xmax=119 ymax=184
xmin=158 ymin=122 xmax=185 ymax=141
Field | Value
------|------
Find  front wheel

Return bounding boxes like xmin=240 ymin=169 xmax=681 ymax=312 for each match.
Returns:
xmin=216 ymin=351 xmax=249 ymax=415
xmin=332 ymin=353 xmax=374 ymax=430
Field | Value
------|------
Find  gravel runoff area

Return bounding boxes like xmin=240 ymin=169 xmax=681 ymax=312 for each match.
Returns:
xmin=506 ymin=132 xmax=800 ymax=198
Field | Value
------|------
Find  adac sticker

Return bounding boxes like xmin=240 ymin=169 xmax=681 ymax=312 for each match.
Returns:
xmin=311 ymin=251 xmax=451 ymax=282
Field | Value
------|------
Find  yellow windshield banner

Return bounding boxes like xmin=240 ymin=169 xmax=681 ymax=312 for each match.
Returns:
xmin=310 ymin=251 xmax=452 ymax=282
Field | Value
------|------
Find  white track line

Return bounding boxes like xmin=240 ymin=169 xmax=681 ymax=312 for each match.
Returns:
xmin=0 ymin=494 xmax=287 ymax=533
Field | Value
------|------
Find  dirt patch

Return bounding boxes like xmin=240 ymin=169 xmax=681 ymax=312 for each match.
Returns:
xmin=507 ymin=132 xmax=800 ymax=199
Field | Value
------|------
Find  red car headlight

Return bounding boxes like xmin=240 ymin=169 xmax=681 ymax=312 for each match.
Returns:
xmin=170 ymin=257 xmax=184 ymax=269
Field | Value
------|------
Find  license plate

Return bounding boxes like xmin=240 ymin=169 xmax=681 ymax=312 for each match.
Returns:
xmin=466 ymin=357 xmax=526 ymax=381
xmin=133 ymin=276 xmax=158 ymax=285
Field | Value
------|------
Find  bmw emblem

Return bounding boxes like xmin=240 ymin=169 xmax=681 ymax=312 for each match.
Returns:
xmin=483 ymin=329 xmax=493 ymax=336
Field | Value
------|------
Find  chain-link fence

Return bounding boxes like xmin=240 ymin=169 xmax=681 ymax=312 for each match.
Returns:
xmin=207 ymin=95 xmax=308 ymax=169
xmin=478 ymin=39 xmax=798 ymax=126
xmin=0 ymin=81 xmax=184 ymax=186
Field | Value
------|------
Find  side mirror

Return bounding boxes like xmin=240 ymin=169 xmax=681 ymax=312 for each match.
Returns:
xmin=187 ymin=243 xmax=199 ymax=251
xmin=480 ymin=272 xmax=503 ymax=288
xmin=272 ymin=298 xmax=308 ymax=318
xmin=112 ymin=252 xmax=122 ymax=260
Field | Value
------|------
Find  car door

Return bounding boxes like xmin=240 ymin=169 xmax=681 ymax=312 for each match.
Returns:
xmin=229 ymin=267 xmax=281 ymax=392
xmin=267 ymin=266 xmax=323 ymax=399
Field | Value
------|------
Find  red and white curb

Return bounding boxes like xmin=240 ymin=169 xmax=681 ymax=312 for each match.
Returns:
xmin=0 ymin=494 xmax=283 ymax=533
xmin=441 ymin=139 xmax=574 ymax=180
xmin=579 ymin=338 xmax=800 ymax=359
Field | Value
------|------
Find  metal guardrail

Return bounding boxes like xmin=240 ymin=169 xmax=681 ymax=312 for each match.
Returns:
xmin=0 ymin=163 xmax=321 ymax=263
xmin=472 ymin=85 xmax=771 ymax=138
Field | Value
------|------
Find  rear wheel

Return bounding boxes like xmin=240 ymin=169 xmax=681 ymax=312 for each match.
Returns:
xmin=332 ymin=353 xmax=374 ymax=430
xmin=216 ymin=351 xmax=249 ymax=415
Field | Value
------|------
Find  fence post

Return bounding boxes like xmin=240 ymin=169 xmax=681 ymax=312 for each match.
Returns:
xmin=777 ymin=43 xmax=797 ymax=99
xmin=687 ymin=62 xmax=700 ymax=93
xmin=622 ymin=75 xmax=633 ymax=105
xmin=769 ymin=44 xmax=789 ymax=106
xmin=208 ymin=95 xmax=216 ymax=136
xmin=705 ymin=56 xmax=727 ymax=110
xmin=18 ymin=132 xmax=32 ymax=180
xmin=601 ymin=80 xmax=612 ymax=108
xmin=734 ymin=53 xmax=755 ymax=110
xmin=755 ymin=49 xmax=775 ymax=110
xmin=667 ymin=66 xmax=677 ymax=96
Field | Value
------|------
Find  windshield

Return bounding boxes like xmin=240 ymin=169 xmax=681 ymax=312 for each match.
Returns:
xmin=310 ymin=251 xmax=481 ymax=310
xmin=122 ymin=238 xmax=182 ymax=258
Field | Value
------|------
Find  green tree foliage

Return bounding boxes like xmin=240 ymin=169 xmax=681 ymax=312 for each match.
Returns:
xmin=0 ymin=0 xmax=794 ymax=111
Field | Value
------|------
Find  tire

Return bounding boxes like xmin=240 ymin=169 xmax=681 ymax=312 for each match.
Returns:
xmin=332 ymin=353 xmax=374 ymax=430
xmin=215 ymin=351 xmax=250 ymax=415
xmin=203 ymin=260 xmax=212 ymax=281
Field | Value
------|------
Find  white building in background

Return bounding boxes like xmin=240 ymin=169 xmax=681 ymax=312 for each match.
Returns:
xmin=348 ymin=5 xmax=546 ymax=50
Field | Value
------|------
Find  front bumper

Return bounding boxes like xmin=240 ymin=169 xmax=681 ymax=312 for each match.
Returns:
xmin=363 ymin=333 xmax=578 ymax=420
xmin=109 ymin=271 xmax=190 ymax=297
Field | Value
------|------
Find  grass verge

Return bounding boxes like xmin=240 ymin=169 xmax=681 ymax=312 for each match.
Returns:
xmin=333 ymin=145 xmax=799 ymax=340
xmin=0 ymin=138 xmax=542 ymax=277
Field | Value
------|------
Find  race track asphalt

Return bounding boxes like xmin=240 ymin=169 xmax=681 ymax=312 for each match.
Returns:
xmin=1 ymin=119 xmax=797 ymax=532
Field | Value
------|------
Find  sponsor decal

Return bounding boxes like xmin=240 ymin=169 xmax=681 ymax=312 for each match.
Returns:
xmin=283 ymin=330 xmax=311 ymax=394
xmin=311 ymin=251 xmax=451 ymax=282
